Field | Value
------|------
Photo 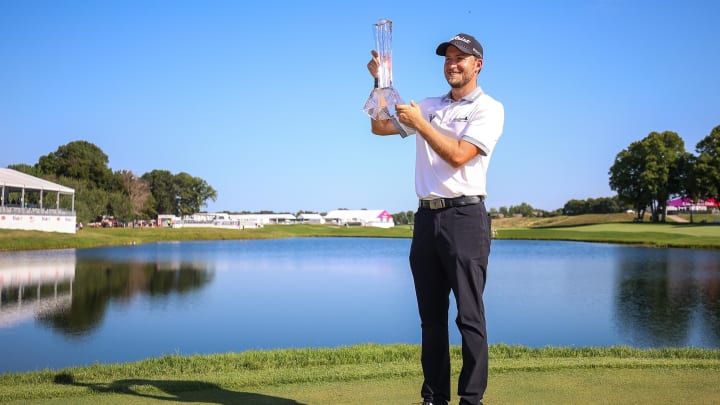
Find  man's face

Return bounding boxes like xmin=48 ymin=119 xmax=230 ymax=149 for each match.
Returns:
xmin=444 ymin=45 xmax=482 ymax=89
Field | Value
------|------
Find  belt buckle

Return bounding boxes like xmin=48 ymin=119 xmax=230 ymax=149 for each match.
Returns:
xmin=429 ymin=199 xmax=446 ymax=210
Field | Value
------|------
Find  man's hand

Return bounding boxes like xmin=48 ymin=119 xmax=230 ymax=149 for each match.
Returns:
xmin=395 ymin=101 xmax=424 ymax=130
xmin=367 ymin=50 xmax=379 ymax=78
xmin=397 ymin=100 xmax=481 ymax=167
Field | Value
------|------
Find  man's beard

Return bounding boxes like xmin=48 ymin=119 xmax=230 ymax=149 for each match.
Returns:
xmin=446 ymin=71 xmax=473 ymax=88
xmin=447 ymin=76 xmax=471 ymax=88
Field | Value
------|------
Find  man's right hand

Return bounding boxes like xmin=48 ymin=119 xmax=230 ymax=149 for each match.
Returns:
xmin=367 ymin=50 xmax=379 ymax=78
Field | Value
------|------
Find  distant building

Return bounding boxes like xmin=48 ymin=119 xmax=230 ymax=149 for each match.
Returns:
xmin=297 ymin=213 xmax=325 ymax=224
xmin=173 ymin=212 xmax=297 ymax=229
xmin=160 ymin=210 xmax=397 ymax=229
xmin=323 ymin=209 xmax=395 ymax=228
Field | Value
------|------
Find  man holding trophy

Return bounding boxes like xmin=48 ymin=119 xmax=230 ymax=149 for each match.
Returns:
xmin=365 ymin=23 xmax=504 ymax=405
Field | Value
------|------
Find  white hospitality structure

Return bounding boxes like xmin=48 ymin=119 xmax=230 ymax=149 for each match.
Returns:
xmin=167 ymin=212 xmax=298 ymax=229
xmin=0 ymin=168 xmax=76 ymax=234
xmin=324 ymin=209 xmax=395 ymax=228
xmin=297 ymin=213 xmax=325 ymax=224
xmin=160 ymin=210 xmax=395 ymax=229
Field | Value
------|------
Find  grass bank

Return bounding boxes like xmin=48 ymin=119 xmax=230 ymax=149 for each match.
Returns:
xmin=492 ymin=212 xmax=720 ymax=249
xmin=3 ymin=213 xmax=720 ymax=251
xmin=0 ymin=224 xmax=413 ymax=252
xmin=1 ymin=344 xmax=718 ymax=404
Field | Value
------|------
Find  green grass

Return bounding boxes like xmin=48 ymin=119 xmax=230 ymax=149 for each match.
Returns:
xmin=3 ymin=214 xmax=720 ymax=252
xmin=1 ymin=344 xmax=718 ymax=404
xmin=496 ymin=222 xmax=720 ymax=249
xmin=0 ymin=224 xmax=414 ymax=252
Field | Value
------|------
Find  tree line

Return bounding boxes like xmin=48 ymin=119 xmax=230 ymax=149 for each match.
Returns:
xmin=9 ymin=140 xmax=217 ymax=224
xmin=10 ymin=123 xmax=718 ymax=227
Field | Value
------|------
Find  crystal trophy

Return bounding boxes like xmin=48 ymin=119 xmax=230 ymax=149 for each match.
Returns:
xmin=363 ymin=18 xmax=412 ymax=137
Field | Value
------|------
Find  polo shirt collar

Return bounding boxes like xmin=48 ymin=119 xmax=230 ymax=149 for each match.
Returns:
xmin=443 ymin=86 xmax=484 ymax=103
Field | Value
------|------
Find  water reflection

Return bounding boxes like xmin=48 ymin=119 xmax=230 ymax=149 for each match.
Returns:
xmin=0 ymin=250 xmax=75 ymax=329
xmin=0 ymin=248 xmax=213 ymax=337
xmin=614 ymin=248 xmax=720 ymax=347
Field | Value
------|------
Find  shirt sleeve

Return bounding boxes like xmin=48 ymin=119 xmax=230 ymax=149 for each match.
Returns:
xmin=461 ymin=98 xmax=504 ymax=155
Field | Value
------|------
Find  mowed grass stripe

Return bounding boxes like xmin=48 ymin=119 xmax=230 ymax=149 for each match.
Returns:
xmin=1 ymin=345 xmax=719 ymax=403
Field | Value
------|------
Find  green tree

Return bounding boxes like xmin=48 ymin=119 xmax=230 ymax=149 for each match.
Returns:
xmin=406 ymin=210 xmax=414 ymax=224
xmin=142 ymin=170 xmax=217 ymax=217
xmin=651 ymin=132 xmax=686 ymax=222
xmin=508 ymin=202 xmax=534 ymax=217
xmin=36 ymin=141 xmax=114 ymax=188
xmin=142 ymin=170 xmax=177 ymax=216
xmin=392 ymin=210 xmax=415 ymax=225
xmin=609 ymin=140 xmax=651 ymax=219
xmin=115 ymin=170 xmax=153 ymax=223
xmin=107 ymin=191 xmax=132 ymax=225
xmin=563 ymin=196 xmax=626 ymax=216
xmin=675 ymin=152 xmax=701 ymax=223
xmin=7 ymin=163 xmax=42 ymax=177
xmin=609 ymin=131 xmax=686 ymax=222
xmin=592 ymin=196 xmax=625 ymax=213
xmin=695 ymin=125 xmax=720 ymax=200
xmin=563 ymin=199 xmax=587 ymax=215
xmin=60 ymin=177 xmax=111 ymax=224
xmin=174 ymin=172 xmax=217 ymax=215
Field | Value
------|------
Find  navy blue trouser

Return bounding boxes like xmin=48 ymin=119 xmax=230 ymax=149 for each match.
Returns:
xmin=409 ymin=202 xmax=491 ymax=405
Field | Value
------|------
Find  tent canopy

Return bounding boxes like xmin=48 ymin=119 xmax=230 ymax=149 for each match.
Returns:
xmin=0 ymin=168 xmax=74 ymax=194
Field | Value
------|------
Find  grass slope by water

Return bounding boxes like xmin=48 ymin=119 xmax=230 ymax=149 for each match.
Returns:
xmin=0 ymin=224 xmax=414 ymax=252
xmin=496 ymin=222 xmax=720 ymax=249
xmin=493 ymin=212 xmax=720 ymax=249
xmin=2 ymin=213 xmax=720 ymax=251
xmin=1 ymin=344 xmax=719 ymax=404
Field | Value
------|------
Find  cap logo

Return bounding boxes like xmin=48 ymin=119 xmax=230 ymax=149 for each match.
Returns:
xmin=452 ymin=35 xmax=471 ymax=44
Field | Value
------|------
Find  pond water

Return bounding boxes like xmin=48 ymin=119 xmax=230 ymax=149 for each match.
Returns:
xmin=1 ymin=237 xmax=719 ymax=373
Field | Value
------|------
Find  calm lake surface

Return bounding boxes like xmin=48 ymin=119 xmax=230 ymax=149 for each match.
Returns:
xmin=1 ymin=237 xmax=719 ymax=373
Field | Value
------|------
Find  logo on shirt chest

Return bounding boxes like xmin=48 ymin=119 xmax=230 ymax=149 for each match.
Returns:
xmin=428 ymin=114 xmax=469 ymax=123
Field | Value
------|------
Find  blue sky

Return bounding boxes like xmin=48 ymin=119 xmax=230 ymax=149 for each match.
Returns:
xmin=2 ymin=0 xmax=719 ymax=214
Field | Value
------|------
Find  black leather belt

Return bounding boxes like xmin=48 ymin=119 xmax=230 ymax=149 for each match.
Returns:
xmin=419 ymin=195 xmax=485 ymax=210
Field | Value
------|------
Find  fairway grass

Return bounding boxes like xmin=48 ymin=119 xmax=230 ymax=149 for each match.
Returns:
xmin=1 ymin=344 xmax=718 ymax=404
xmin=496 ymin=222 xmax=720 ymax=249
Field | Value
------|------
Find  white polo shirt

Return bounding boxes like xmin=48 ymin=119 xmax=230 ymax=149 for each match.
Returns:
xmin=412 ymin=86 xmax=504 ymax=199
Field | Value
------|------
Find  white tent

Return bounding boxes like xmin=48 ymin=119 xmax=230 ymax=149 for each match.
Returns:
xmin=324 ymin=209 xmax=395 ymax=228
xmin=0 ymin=168 xmax=75 ymax=194
xmin=0 ymin=168 xmax=76 ymax=233
xmin=297 ymin=213 xmax=325 ymax=224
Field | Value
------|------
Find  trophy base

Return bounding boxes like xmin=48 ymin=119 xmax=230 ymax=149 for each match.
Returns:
xmin=363 ymin=87 xmax=412 ymax=137
xmin=363 ymin=87 xmax=404 ymax=120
